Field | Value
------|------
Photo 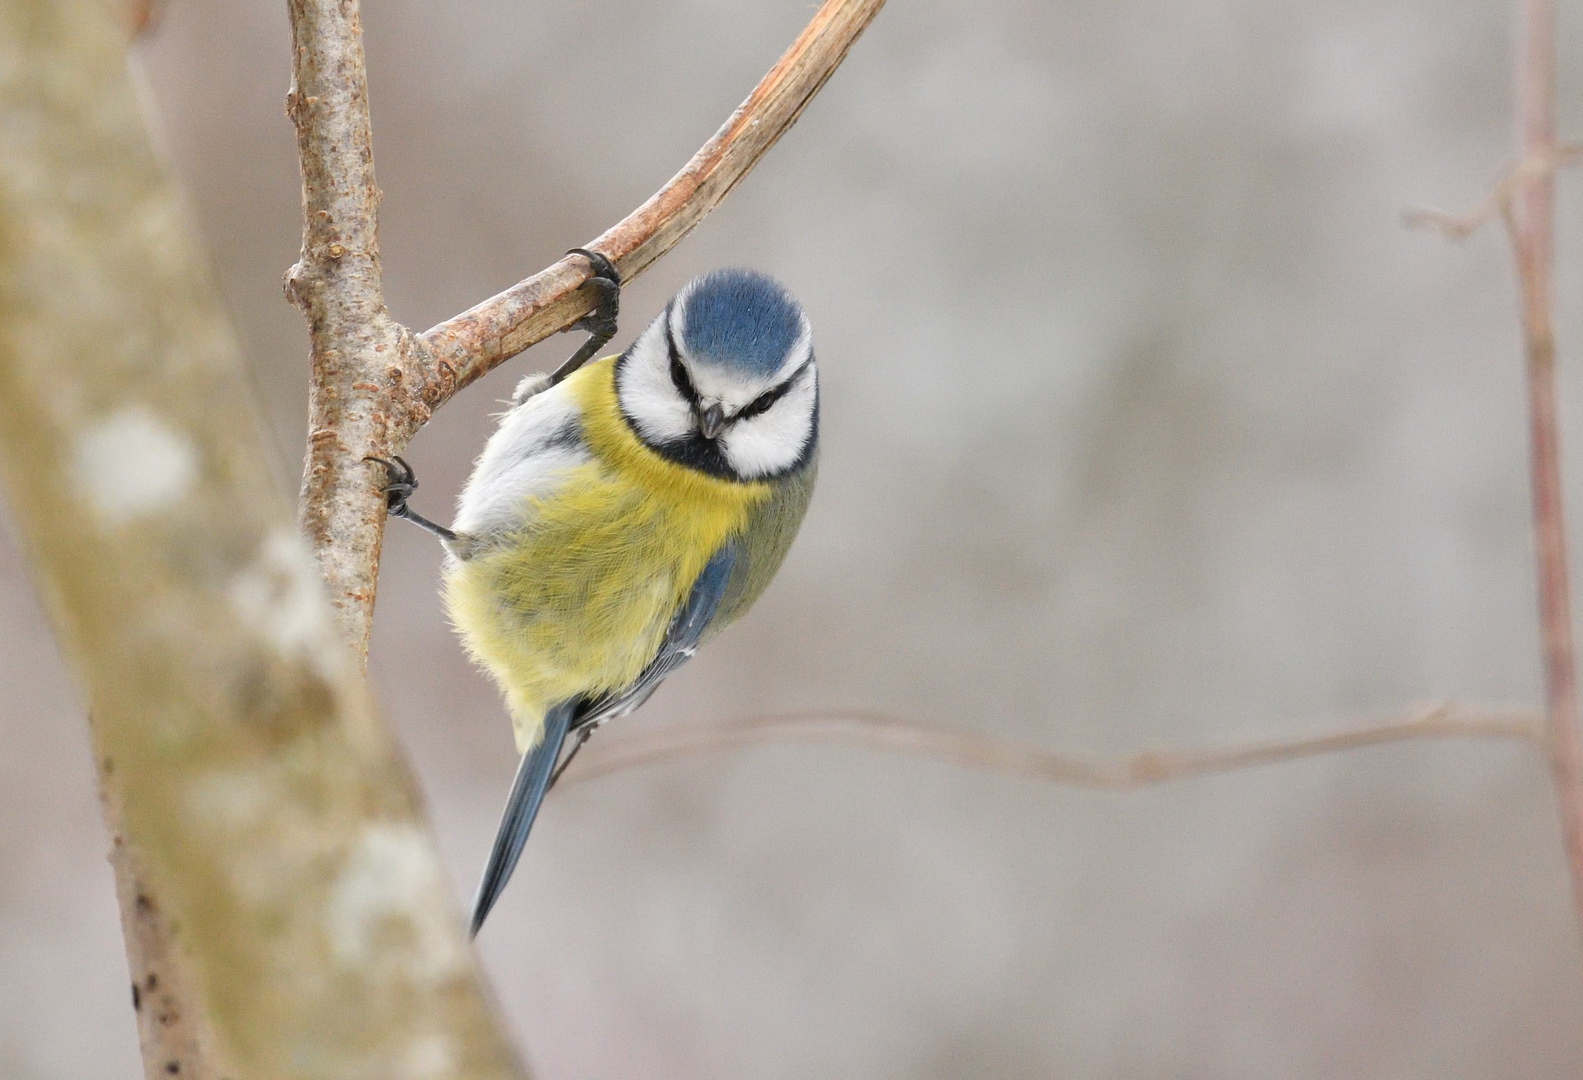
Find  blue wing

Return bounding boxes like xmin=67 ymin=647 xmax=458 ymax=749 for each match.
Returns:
xmin=572 ymin=541 xmax=738 ymax=732
xmin=468 ymin=542 xmax=737 ymax=934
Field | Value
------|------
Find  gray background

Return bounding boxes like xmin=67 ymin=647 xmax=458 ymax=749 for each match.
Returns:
xmin=5 ymin=0 xmax=1583 ymax=1075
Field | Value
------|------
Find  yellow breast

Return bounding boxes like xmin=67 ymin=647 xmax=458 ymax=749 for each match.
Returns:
xmin=443 ymin=357 xmax=769 ymax=752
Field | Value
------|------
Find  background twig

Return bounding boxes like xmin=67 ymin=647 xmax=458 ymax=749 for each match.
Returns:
xmin=1403 ymin=142 xmax=1583 ymax=238
xmin=560 ymin=703 xmax=1543 ymax=790
xmin=1507 ymin=0 xmax=1583 ymax=932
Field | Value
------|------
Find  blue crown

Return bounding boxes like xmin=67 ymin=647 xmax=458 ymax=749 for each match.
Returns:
xmin=677 ymin=268 xmax=804 ymax=378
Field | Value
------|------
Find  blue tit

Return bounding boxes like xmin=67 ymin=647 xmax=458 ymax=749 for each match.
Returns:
xmin=379 ymin=256 xmax=819 ymax=934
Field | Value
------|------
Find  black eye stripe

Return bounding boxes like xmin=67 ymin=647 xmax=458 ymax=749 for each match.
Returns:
xmin=738 ymin=386 xmax=783 ymax=419
xmin=737 ymin=357 xmax=812 ymax=421
xmin=664 ymin=319 xmax=813 ymax=424
xmin=665 ymin=319 xmax=700 ymax=407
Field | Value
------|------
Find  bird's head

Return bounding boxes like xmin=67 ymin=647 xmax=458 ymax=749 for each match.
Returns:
xmin=617 ymin=268 xmax=818 ymax=481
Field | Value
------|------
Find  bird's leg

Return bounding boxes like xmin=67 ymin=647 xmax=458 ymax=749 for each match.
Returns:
xmin=366 ymin=456 xmax=459 ymax=543
xmin=548 ymin=723 xmax=598 ymax=789
xmin=512 ymin=249 xmax=621 ymax=405
xmin=545 ymin=248 xmax=622 ymax=389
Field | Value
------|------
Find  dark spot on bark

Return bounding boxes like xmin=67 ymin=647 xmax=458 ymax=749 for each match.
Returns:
xmin=131 ymin=983 xmax=141 ymax=1010
xmin=146 ymin=972 xmax=158 ymax=989
xmin=165 ymin=1061 xmax=180 ymax=1074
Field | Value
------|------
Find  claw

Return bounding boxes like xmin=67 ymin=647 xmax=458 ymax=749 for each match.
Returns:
xmin=569 ymin=247 xmax=621 ymax=289
xmin=364 ymin=455 xmax=458 ymax=544
xmin=366 ymin=455 xmax=416 ymax=514
xmin=546 ymin=248 xmax=622 ymax=387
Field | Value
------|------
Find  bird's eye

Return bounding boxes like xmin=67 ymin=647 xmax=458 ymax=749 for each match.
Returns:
xmin=737 ymin=359 xmax=811 ymax=421
xmin=737 ymin=386 xmax=782 ymax=420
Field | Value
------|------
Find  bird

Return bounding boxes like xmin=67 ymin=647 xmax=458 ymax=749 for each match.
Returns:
xmin=375 ymin=252 xmax=819 ymax=934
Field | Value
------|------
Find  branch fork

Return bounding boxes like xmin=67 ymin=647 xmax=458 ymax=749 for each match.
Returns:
xmin=1406 ymin=0 xmax=1583 ymax=935
xmin=287 ymin=0 xmax=887 ymax=657
xmin=1403 ymin=142 xmax=1583 ymax=240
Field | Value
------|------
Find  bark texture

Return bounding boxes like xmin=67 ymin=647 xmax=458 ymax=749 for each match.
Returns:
xmin=0 ymin=3 xmax=527 ymax=1077
xmin=284 ymin=0 xmax=420 ymax=658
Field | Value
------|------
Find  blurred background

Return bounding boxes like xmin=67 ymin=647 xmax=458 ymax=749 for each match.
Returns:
xmin=7 ymin=0 xmax=1583 ymax=1075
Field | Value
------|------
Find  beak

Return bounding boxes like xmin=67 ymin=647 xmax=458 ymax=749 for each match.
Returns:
xmin=698 ymin=402 xmax=726 ymax=440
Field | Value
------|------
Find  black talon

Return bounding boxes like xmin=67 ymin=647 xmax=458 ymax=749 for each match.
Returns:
xmin=570 ymin=247 xmax=620 ymax=290
xmin=368 ymin=455 xmax=416 ymax=513
xmin=547 ymin=248 xmax=622 ymax=386
xmin=366 ymin=455 xmax=459 ymax=544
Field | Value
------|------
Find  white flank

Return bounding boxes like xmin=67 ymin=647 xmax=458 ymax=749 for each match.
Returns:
xmin=453 ymin=376 xmax=590 ymax=541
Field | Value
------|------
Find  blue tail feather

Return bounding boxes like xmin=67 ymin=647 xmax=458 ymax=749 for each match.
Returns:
xmin=468 ymin=544 xmax=737 ymax=934
xmin=470 ymin=700 xmax=575 ymax=936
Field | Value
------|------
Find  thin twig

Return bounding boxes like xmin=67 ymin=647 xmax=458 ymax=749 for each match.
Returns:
xmin=559 ymin=703 xmax=1543 ymax=791
xmin=1506 ymin=0 xmax=1583 ymax=932
xmin=1403 ymin=142 xmax=1583 ymax=239
xmin=416 ymin=0 xmax=888 ymax=400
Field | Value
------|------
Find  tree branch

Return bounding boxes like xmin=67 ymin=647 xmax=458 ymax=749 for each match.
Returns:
xmin=1506 ymin=0 xmax=1583 ymax=933
xmin=416 ymin=0 xmax=887 ymax=400
xmin=0 ymin=3 xmax=525 ymax=1077
xmin=284 ymin=0 xmax=412 ymax=659
xmin=560 ymin=702 xmax=1542 ymax=791
xmin=97 ymin=752 xmax=225 ymax=1080
xmin=287 ymin=0 xmax=885 ymax=660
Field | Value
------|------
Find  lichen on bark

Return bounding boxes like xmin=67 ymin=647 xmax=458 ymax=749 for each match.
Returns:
xmin=0 ymin=2 xmax=526 ymax=1077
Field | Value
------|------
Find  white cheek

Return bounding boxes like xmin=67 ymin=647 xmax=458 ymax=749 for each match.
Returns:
xmin=720 ymin=371 xmax=816 ymax=478
xmin=618 ymin=323 xmax=694 ymax=443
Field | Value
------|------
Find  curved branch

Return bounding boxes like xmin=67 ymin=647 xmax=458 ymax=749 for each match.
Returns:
xmin=558 ymin=702 xmax=1543 ymax=791
xmin=416 ymin=0 xmax=887 ymax=401
xmin=288 ymin=0 xmax=885 ymax=655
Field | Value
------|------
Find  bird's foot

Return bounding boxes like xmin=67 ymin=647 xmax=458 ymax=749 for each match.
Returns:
xmin=368 ymin=455 xmax=416 ymax=514
xmin=570 ymin=248 xmax=620 ymax=342
xmin=366 ymin=455 xmax=459 ymax=543
xmin=547 ymin=248 xmax=622 ymax=386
